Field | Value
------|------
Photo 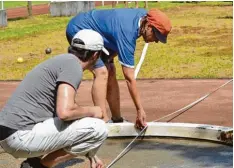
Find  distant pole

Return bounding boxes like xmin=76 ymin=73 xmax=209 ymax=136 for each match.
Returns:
xmin=1 ymin=0 xmax=3 ymax=10
xmin=102 ymin=1 xmax=104 ymax=6
xmin=0 ymin=0 xmax=7 ymax=27
xmin=27 ymin=1 xmax=32 ymax=17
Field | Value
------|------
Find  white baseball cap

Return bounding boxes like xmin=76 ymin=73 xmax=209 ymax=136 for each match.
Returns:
xmin=71 ymin=29 xmax=109 ymax=55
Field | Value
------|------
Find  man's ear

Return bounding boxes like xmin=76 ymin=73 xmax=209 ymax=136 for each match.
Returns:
xmin=142 ymin=21 xmax=150 ymax=34
xmin=146 ymin=22 xmax=151 ymax=31
xmin=91 ymin=51 xmax=100 ymax=61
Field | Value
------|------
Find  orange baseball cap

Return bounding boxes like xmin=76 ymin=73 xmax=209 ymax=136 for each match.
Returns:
xmin=147 ymin=9 xmax=172 ymax=43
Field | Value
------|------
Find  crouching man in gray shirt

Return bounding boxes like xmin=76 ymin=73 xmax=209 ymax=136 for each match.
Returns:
xmin=0 ymin=29 xmax=109 ymax=168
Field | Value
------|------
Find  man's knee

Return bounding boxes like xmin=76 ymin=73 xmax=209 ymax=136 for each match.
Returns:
xmin=92 ymin=119 xmax=108 ymax=140
xmin=107 ymin=64 xmax=117 ymax=85
xmin=88 ymin=118 xmax=108 ymax=141
xmin=72 ymin=118 xmax=108 ymax=141
xmin=108 ymin=63 xmax=116 ymax=77
xmin=93 ymin=67 xmax=108 ymax=80
xmin=64 ymin=118 xmax=108 ymax=156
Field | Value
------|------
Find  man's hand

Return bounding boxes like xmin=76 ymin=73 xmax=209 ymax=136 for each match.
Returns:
xmin=94 ymin=155 xmax=104 ymax=168
xmin=135 ymin=109 xmax=147 ymax=130
xmin=88 ymin=155 xmax=104 ymax=168
xmin=90 ymin=106 xmax=103 ymax=119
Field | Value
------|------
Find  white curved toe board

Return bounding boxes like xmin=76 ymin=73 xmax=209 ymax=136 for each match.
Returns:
xmin=107 ymin=122 xmax=233 ymax=144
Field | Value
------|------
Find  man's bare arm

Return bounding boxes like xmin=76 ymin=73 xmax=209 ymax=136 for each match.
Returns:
xmin=122 ymin=66 xmax=143 ymax=111
xmin=56 ymin=83 xmax=103 ymax=121
xmin=122 ymin=66 xmax=147 ymax=128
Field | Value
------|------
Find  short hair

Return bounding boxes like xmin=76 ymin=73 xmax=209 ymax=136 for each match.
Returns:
xmin=141 ymin=16 xmax=148 ymax=28
xmin=68 ymin=38 xmax=101 ymax=62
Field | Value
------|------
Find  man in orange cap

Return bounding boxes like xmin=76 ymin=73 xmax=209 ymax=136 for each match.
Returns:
xmin=66 ymin=8 xmax=171 ymax=130
xmin=146 ymin=9 xmax=171 ymax=43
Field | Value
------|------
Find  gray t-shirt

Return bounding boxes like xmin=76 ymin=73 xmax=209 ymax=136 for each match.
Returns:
xmin=0 ymin=54 xmax=83 ymax=130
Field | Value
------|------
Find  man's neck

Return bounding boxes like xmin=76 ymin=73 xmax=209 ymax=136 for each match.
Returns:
xmin=77 ymin=59 xmax=87 ymax=71
xmin=71 ymin=53 xmax=88 ymax=71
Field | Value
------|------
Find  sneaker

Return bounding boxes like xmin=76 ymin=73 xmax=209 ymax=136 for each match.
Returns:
xmin=106 ymin=117 xmax=130 ymax=123
xmin=20 ymin=157 xmax=47 ymax=168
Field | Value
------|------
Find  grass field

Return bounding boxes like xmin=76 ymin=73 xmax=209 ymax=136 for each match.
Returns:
xmin=0 ymin=2 xmax=232 ymax=80
xmin=2 ymin=1 xmax=49 ymax=9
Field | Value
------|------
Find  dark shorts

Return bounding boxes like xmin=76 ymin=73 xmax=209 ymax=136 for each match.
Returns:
xmin=93 ymin=49 xmax=116 ymax=69
xmin=0 ymin=125 xmax=17 ymax=141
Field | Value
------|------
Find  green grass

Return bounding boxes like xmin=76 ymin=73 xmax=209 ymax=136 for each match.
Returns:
xmin=98 ymin=1 xmax=233 ymax=9
xmin=0 ymin=15 xmax=71 ymax=40
xmin=0 ymin=2 xmax=232 ymax=80
xmin=2 ymin=1 xmax=49 ymax=9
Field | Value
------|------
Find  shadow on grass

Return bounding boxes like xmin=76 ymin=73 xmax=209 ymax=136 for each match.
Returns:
xmin=8 ymin=17 xmax=29 ymax=21
xmin=217 ymin=16 xmax=233 ymax=19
